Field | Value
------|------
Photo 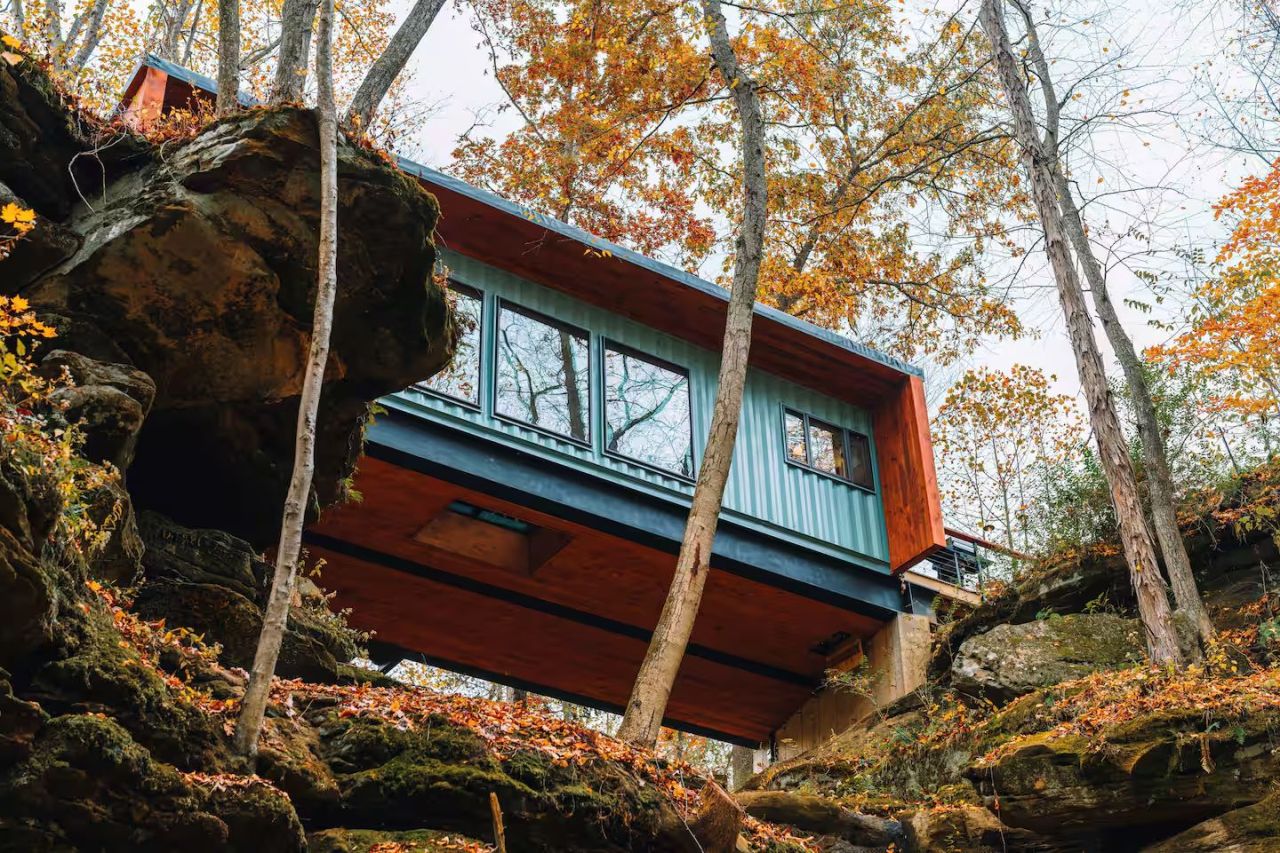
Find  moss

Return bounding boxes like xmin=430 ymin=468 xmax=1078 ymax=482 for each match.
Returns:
xmin=335 ymin=662 xmax=399 ymax=688
xmin=29 ymin=602 xmax=228 ymax=770
xmin=308 ymin=828 xmax=489 ymax=853
xmin=1216 ymin=790 xmax=1280 ymax=837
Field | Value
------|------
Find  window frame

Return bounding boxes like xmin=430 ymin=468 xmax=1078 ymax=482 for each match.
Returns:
xmin=599 ymin=338 xmax=696 ymax=482
xmin=415 ymin=281 xmax=485 ymax=411
xmin=492 ymin=297 xmax=594 ymax=448
xmin=780 ymin=406 xmax=876 ymax=492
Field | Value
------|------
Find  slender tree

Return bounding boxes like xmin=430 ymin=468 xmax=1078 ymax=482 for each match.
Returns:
xmin=215 ymin=0 xmax=239 ymax=116
xmin=233 ymin=0 xmax=339 ymax=755
xmin=345 ymin=0 xmax=447 ymax=130
xmin=1008 ymin=3 xmax=1213 ymax=649
xmin=615 ymin=0 xmax=767 ymax=746
xmin=978 ymin=0 xmax=1184 ymax=664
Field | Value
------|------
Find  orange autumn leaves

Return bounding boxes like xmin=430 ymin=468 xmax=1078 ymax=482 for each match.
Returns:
xmin=1 ymin=201 xmax=35 ymax=261
xmin=456 ymin=0 xmax=1024 ymax=364
xmin=1150 ymin=159 xmax=1280 ymax=418
xmin=933 ymin=364 xmax=1082 ymax=553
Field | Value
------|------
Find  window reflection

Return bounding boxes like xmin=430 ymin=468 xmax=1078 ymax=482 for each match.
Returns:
xmin=808 ymin=419 xmax=848 ymax=479
xmin=847 ymin=432 xmax=872 ymax=488
xmin=604 ymin=345 xmax=693 ymax=476
xmin=495 ymin=302 xmax=590 ymax=441
xmin=784 ymin=411 xmax=807 ymax=464
xmin=784 ymin=407 xmax=874 ymax=490
xmin=421 ymin=284 xmax=482 ymax=405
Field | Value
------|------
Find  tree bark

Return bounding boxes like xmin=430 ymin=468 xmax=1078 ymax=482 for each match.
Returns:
xmin=345 ymin=0 xmax=446 ymax=131
xmin=216 ymin=0 xmax=240 ymax=117
xmin=979 ymin=0 xmax=1183 ymax=664
xmin=271 ymin=0 xmax=319 ymax=104
xmin=1010 ymin=1 xmax=1213 ymax=650
xmin=1056 ymin=184 xmax=1214 ymax=647
xmin=615 ymin=0 xmax=768 ymax=747
xmin=233 ymin=0 xmax=338 ymax=756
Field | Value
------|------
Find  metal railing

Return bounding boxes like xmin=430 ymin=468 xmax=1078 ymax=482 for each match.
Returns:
xmin=911 ymin=527 xmax=1031 ymax=593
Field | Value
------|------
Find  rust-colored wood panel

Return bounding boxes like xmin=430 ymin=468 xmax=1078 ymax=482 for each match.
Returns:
xmin=120 ymin=67 xmax=168 ymax=130
xmin=872 ymin=375 xmax=945 ymax=572
xmin=310 ymin=458 xmax=882 ymax=680
xmin=312 ymin=547 xmax=814 ymax=742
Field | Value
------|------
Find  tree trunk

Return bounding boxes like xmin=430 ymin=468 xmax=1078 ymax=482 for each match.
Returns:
xmin=1055 ymin=181 xmax=1213 ymax=648
xmin=615 ymin=0 xmax=768 ymax=747
xmin=1009 ymin=1 xmax=1213 ymax=651
xmin=216 ymin=0 xmax=240 ymax=116
xmin=345 ymin=0 xmax=446 ymax=131
xmin=979 ymin=0 xmax=1183 ymax=664
xmin=233 ymin=0 xmax=339 ymax=756
xmin=271 ymin=0 xmax=319 ymax=104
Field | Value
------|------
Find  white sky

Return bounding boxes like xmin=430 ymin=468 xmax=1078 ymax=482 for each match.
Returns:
xmin=391 ymin=0 xmax=1265 ymax=406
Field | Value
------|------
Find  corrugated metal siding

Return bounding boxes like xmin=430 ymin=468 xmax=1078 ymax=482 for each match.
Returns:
xmin=386 ymin=249 xmax=890 ymax=570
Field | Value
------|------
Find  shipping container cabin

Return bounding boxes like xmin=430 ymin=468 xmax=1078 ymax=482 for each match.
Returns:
xmin=120 ymin=58 xmax=948 ymax=747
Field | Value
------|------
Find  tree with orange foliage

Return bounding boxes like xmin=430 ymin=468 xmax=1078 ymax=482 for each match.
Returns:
xmin=1151 ymin=161 xmax=1280 ymax=420
xmin=455 ymin=0 xmax=1024 ymax=363
xmin=934 ymin=364 xmax=1082 ymax=556
xmin=454 ymin=0 xmax=717 ymax=265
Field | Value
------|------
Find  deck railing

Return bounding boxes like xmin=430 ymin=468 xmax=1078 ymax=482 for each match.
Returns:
xmin=911 ymin=528 xmax=1031 ymax=593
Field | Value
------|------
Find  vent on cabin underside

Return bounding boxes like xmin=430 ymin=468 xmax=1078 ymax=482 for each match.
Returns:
xmin=413 ymin=500 xmax=570 ymax=575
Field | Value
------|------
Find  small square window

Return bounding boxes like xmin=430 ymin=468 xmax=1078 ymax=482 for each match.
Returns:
xmin=783 ymin=407 xmax=874 ymax=491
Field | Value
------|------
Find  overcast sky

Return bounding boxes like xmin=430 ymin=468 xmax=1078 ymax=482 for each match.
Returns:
xmin=390 ymin=0 xmax=1263 ymax=405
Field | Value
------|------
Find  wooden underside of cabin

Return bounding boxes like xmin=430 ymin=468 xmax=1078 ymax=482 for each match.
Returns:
xmin=307 ymin=456 xmax=887 ymax=744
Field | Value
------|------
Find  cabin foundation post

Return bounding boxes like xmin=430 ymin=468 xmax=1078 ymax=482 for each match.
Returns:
xmin=769 ymin=613 xmax=931 ymax=763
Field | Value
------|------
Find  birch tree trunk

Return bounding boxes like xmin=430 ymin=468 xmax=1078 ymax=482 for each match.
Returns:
xmin=271 ymin=0 xmax=320 ymax=104
xmin=615 ymin=0 xmax=768 ymax=747
xmin=216 ymin=0 xmax=240 ymax=117
xmin=1010 ymin=2 xmax=1213 ymax=650
xmin=345 ymin=0 xmax=446 ymax=131
xmin=979 ymin=0 xmax=1183 ymax=665
xmin=233 ymin=0 xmax=339 ymax=756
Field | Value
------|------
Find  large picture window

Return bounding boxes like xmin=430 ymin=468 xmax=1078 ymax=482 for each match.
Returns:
xmin=494 ymin=301 xmax=591 ymax=442
xmin=604 ymin=343 xmax=693 ymax=477
xmin=782 ymin=409 xmax=873 ymax=489
xmin=420 ymin=283 xmax=482 ymax=406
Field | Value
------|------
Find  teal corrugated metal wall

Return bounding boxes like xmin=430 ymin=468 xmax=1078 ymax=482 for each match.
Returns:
xmin=384 ymin=250 xmax=890 ymax=571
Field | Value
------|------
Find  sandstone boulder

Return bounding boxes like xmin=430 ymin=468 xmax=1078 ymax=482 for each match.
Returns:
xmin=734 ymin=790 xmax=904 ymax=849
xmin=133 ymin=513 xmax=358 ymax=682
xmin=970 ymin=709 xmax=1280 ymax=848
xmin=6 ymin=51 xmax=455 ymax=545
xmin=950 ymin=614 xmax=1143 ymax=704
xmin=1142 ymin=789 xmax=1280 ymax=852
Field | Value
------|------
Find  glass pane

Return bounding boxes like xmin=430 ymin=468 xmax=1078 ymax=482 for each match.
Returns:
xmin=808 ymin=419 xmax=848 ymax=478
xmin=495 ymin=304 xmax=590 ymax=441
xmin=604 ymin=346 xmax=692 ymax=476
xmin=422 ymin=286 xmax=482 ymax=405
xmin=848 ymin=432 xmax=873 ymax=488
xmin=784 ymin=411 xmax=808 ymax=464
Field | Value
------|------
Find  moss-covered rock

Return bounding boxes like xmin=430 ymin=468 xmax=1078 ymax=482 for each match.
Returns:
xmin=315 ymin=712 xmax=699 ymax=852
xmin=133 ymin=513 xmax=358 ymax=682
xmin=1141 ymin=789 xmax=1280 ymax=851
xmin=308 ymin=828 xmax=491 ymax=852
xmin=0 ymin=714 xmax=302 ymax=852
xmin=951 ymin=614 xmax=1144 ymax=704
xmin=970 ymin=708 xmax=1280 ymax=847
xmin=26 ymin=602 xmax=228 ymax=771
